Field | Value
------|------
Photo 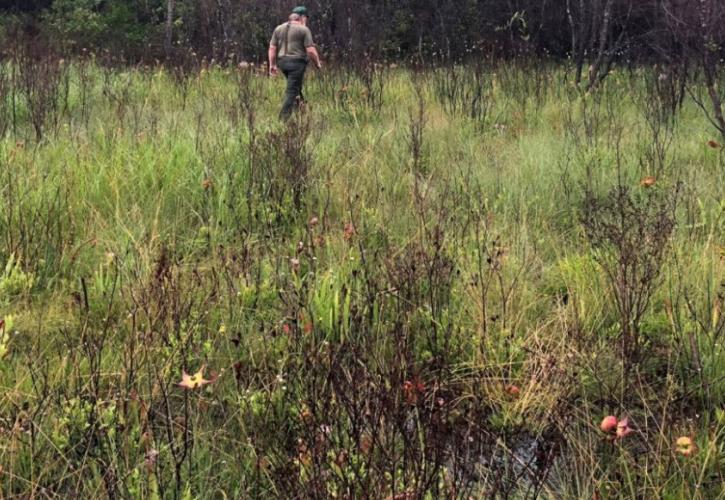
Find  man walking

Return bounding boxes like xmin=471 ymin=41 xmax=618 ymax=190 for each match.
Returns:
xmin=268 ymin=6 xmax=322 ymax=120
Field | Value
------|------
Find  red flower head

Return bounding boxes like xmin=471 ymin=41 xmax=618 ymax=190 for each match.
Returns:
xmin=402 ymin=377 xmax=425 ymax=404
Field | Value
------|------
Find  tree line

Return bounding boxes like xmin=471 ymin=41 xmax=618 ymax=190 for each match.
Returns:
xmin=0 ymin=1 xmax=722 ymax=66
xmin=1 ymin=0 xmax=724 ymax=129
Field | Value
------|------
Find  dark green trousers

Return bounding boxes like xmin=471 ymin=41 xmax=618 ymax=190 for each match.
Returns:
xmin=278 ymin=58 xmax=308 ymax=120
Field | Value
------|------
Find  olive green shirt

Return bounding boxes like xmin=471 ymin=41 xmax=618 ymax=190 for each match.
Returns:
xmin=270 ymin=22 xmax=314 ymax=60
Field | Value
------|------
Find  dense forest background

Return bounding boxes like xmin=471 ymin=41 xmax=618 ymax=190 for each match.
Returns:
xmin=0 ymin=0 xmax=723 ymax=67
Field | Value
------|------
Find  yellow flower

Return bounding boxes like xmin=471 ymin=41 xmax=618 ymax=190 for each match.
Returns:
xmin=105 ymin=252 xmax=116 ymax=266
xmin=675 ymin=436 xmax=696 ymax=457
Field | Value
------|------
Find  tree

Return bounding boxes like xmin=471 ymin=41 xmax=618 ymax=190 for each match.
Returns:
xmin=663 ymin=0 xmax=725 ymax=139
xmin=43 ymin=0 xmax=106 ymax=47
xmin=565 ymin=0 xmax=633 ymax=89
xmin=164 ymin=0 xmax=176 ymax=58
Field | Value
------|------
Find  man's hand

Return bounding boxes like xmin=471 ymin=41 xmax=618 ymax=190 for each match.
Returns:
xmin=268 ymin=45 xmax=278 ymax=77
xmin=306 ymin=47 xmax=322 ymax=71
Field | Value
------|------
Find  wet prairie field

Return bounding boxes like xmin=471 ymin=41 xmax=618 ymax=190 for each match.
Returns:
xmin=0 ymin=60 xmax=724 ymax=498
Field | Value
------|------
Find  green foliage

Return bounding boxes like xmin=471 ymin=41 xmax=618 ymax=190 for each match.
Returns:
xmin=43 ymin=0 xmax=106 ymax=47
xmin=0 ymin=315 xmax=13 ymax=358
xmin=41 ymin=0 xmax=156 ymax=51
xmin=0 ymin=255 xmax=34 ymax=304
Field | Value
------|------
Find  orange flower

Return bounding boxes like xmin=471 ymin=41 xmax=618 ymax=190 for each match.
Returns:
xmin=343 ymin=222 xmax=356 ymax=241
xmin=675 ymin=436 xmax=697 ymax=457
xmin=178 ymin=366 xmax=217 ymax=390
xmin=202 ymin=178 xmax=213 ymax=190
xmin=707 ymin=140 xmax=721 ymax=149
xmin=600 ymin=415 xmax=632 ymax=439
xmin=640 ymin=176 xmax=656 ymax=188
xmin=600 ymin=415 xmax=618 ymax=433
xmin=299 ymin=405 xmax=313 ymax=424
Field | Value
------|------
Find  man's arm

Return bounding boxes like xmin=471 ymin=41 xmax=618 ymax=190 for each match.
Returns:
xmin=268 ymin=29 xmax=278 ymax=76
xmin=304 ymin=28 xmax=321 ymax=69
xmin=268 ymin=45 xmax=278 ymax=75
xmin=306 ymin=46 xmax=322 ymax=69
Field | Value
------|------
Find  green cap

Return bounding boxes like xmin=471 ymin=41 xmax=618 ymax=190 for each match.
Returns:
xmin=292 ymin=6 xmax=308 ymax=16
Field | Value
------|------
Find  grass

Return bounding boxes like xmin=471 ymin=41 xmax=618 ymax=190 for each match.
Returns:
xmin=0 ymin=59 xmax=724 ymax=498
